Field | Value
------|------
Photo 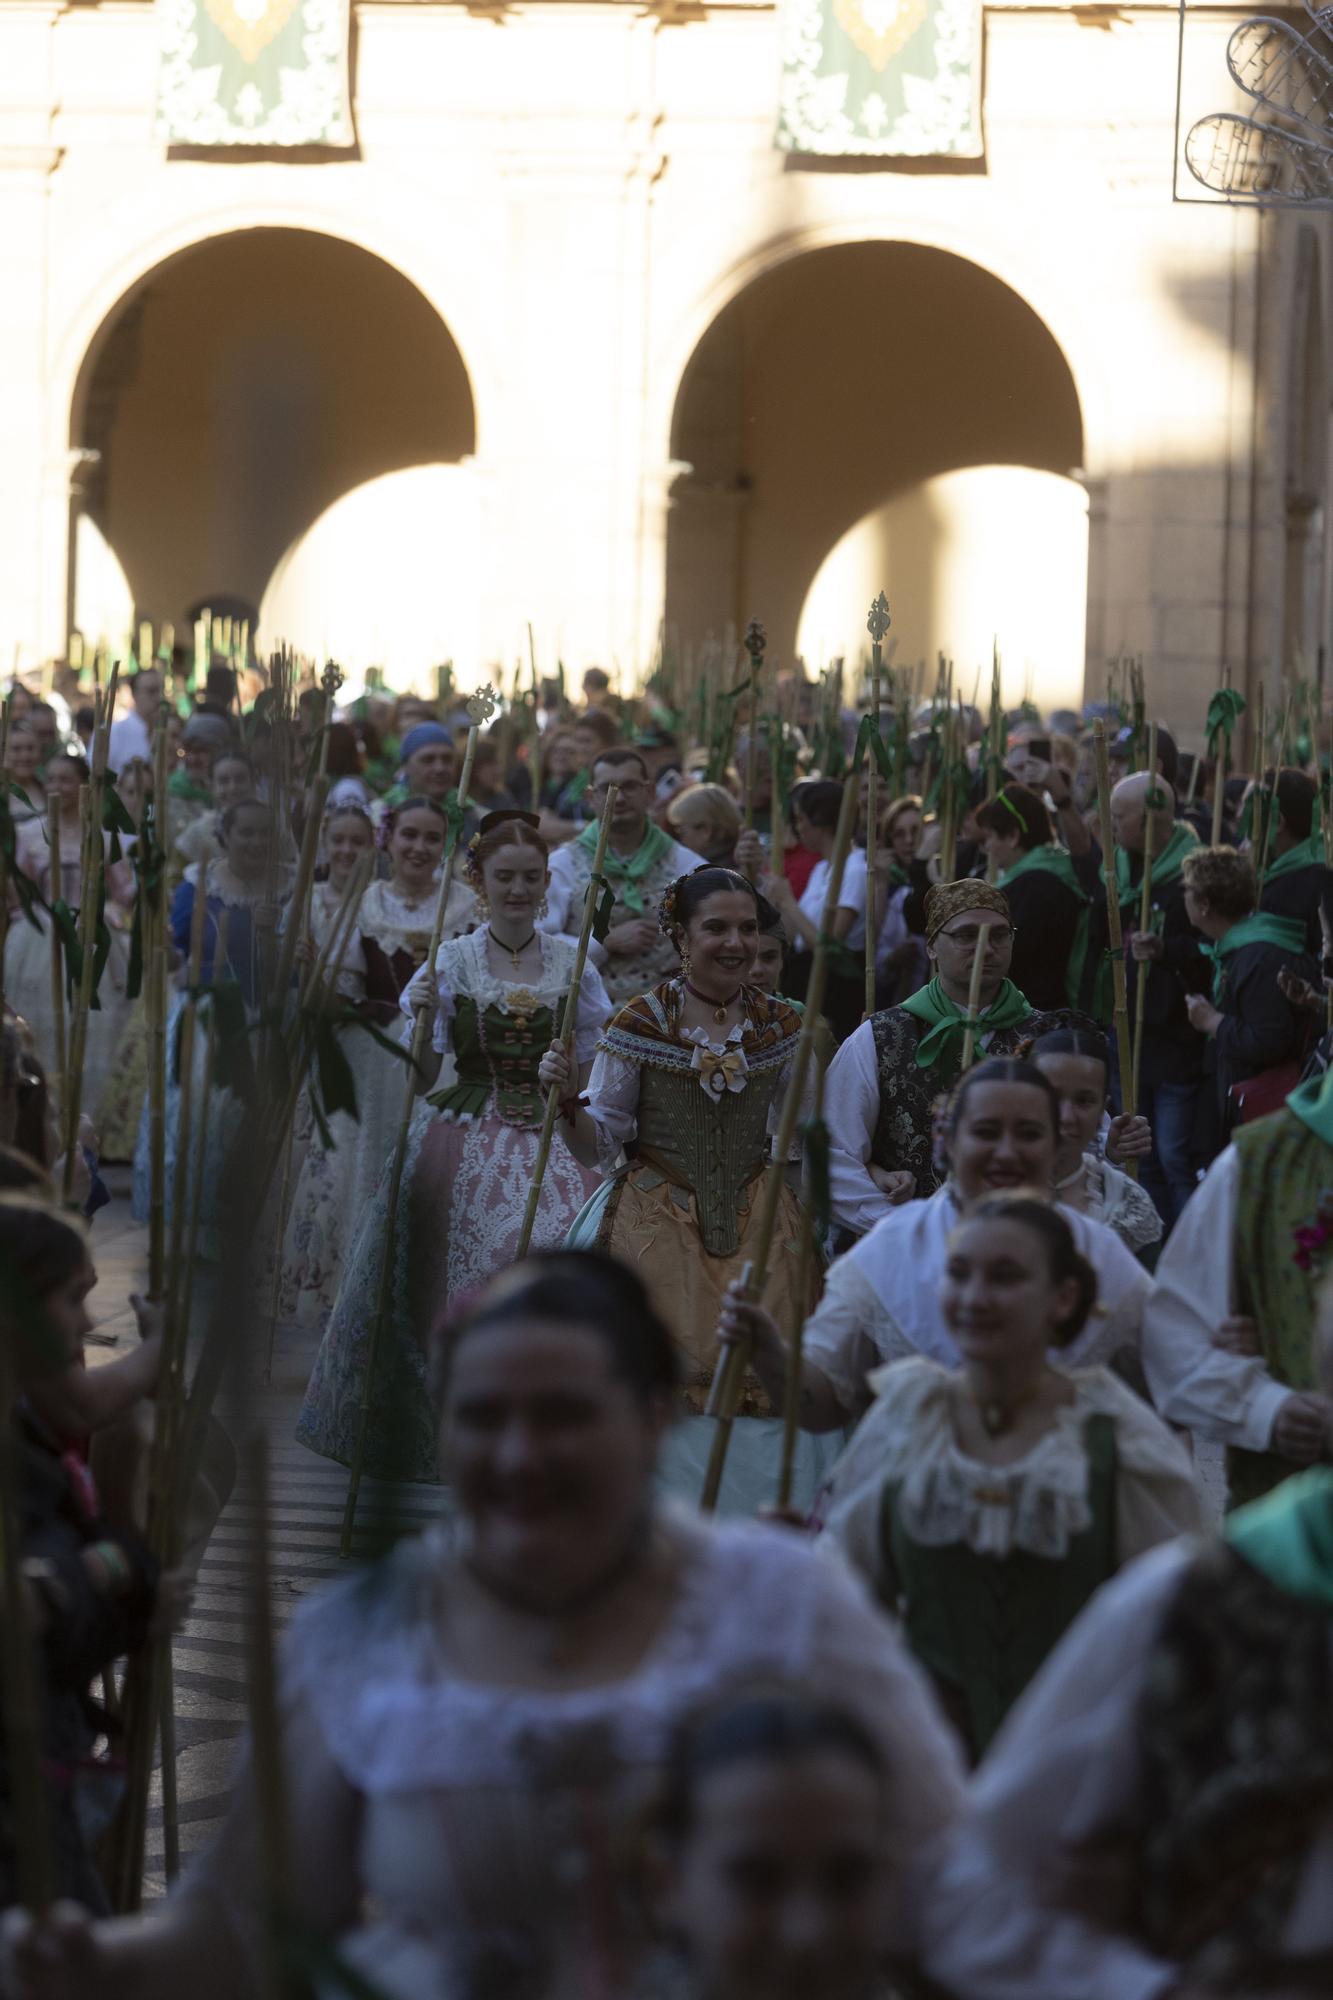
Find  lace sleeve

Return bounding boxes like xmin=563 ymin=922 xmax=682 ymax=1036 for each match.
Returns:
xmin=573 ymin=959 xmax=613 ymax=1066
xmin=1098 ymin=1164 xmax=1163 ymax=1254
xmin=398 ymin=953 xmax=457 ymax=1057
xmin=584 ymin=1047 xmax=640 ymax=1168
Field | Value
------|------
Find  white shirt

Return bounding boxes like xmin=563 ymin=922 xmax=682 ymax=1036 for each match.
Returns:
xmin=108 ymin=710 xmax=152 ymax=773
xmin=794 ymin=846 xmax=868 ymax=953
xmin=802 ymin=1184 xmax=1152 ymax=1424
xmin=1142 ymin=1145 xmax=1290 ymax=1452
xmin=919 ymin=1539 xmax=1333 ymax=2000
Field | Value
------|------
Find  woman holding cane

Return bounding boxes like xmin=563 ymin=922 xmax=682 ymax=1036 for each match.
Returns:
xmin=543 ymin=866 xmax=835 ymax=1515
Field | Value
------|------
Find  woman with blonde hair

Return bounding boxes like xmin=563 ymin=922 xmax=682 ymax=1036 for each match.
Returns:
xmin=666 ymin=781 xmax=743 ymax=867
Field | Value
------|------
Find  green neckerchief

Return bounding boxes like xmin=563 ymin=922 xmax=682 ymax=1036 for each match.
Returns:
xmin=167 ymin=770 xmax=213 ymax=808
xmin=899 ymin=974 xmax=1031 ymax=1072
xmin=1263 ymin=833 xmax=1326 ymax=884
xmin=1202 ymin=910 xmax=1307 ymax=1003
xmin=575 ymin=817 xmax=672 ymax=916
xmin=1103 ymin=819 xmax=1199 ymax=910
xmin=997 ymin=844 xmax=1091 ymax=1010
xmin=1286 ymin=1064 xmax=1333 ymax=1147
xmin=1227 ymin=1468 xmax=1333 ymax=1609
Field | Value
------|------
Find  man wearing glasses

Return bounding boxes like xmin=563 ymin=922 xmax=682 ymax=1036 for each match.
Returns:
xmin=823 ymin=878 xmax=1094 ymax=1239
xmin=541 ymin=748 xmax=700 ymax=1004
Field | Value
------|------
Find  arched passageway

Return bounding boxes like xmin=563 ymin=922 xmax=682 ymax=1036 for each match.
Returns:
xmin=666 ymin=242 xmax=1087 ymax=700
xmin=70 ymin=228 xmax=476 ymax=647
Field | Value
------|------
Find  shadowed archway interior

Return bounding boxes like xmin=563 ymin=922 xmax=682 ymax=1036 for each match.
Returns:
xmin=666 ymin=241 xmax=1084 ymax=665
xmin=72 ymin=228 xmax=476 ymax=633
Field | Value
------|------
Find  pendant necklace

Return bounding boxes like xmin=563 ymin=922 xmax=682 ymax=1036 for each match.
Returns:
xmin=684 ymin=977 xmax=742 ymax=1026
xmin=489 ymin=927 xmax=537 ymax=973
xmin=962 ymin=1375 xmax=1049 ymax=1439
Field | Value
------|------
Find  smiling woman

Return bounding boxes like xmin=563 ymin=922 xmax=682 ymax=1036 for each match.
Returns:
xmin=819 ymin=1195 xmax=1201 ymax=1761
xmin=9 ymin=1252 xmax=968 ymax=1999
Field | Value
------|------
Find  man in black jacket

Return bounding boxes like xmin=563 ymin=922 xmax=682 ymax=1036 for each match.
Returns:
xmin=1251 ymin=766 xmax=1333 ymax=955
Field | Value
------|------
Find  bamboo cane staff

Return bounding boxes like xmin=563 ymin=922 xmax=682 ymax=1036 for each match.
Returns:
xmin=959 ymin=924 xmax=992 ymax=1073
xmin=515 ymin=784 xmax=620 ymax=1260
xmin=1256 ymin=691 xmax=1293 ymax=883
xmin=864 ymin=594 xmax=891 ymax=1022
xmin=1094 ymin=720 xmax=1137 ymax=1145
xmin=1251 ymin=680 xmax=1266 ymax=856
xmin=179 ymin=910 xmax=229 ymax=1364
xmin=776 ymin=1049 xmax=826 ymax=1511
xmin=743 ymin=618 xmax=766 ymax=841
xmin=147 ymin=710 xmax=172 ymax=1297
xmin=1130 ymin=723 xmax=1160 ymax=1117
xmin=1211 ymin=664 xmax=1231 ymax=848
xmin=60 ymin=666 xmax=118 ymax=1204
xmin=528 ymin=624 xmax=543 ymax=812
xmin=339 ymin=690 xmax=496 ymax=1558
xmin=46 ymin=794 xmax=67 ymax=1124
xmin=701 ymin=774 xmax=859 ymax=1513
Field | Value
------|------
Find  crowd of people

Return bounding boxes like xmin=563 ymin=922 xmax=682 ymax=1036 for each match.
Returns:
xmin=3 ymin=651 xmax=1333 ymax=1997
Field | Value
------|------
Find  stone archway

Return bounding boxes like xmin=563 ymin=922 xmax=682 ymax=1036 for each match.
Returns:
xmin=69 ymin=226 xmax=477 ymax=642
xmin=665 ymin=240 xmax=1086 ymax=692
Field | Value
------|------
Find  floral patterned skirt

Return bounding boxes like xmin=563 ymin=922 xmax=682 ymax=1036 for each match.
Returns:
xmin=295 ymin=1103 xmax=599 ymax=1482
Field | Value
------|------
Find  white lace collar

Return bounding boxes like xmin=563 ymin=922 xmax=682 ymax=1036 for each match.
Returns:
xmin=440 ymin=927 xmax=577 ymax=1012
xmin=858 ymin=1357 xmax=1122 ymax=1558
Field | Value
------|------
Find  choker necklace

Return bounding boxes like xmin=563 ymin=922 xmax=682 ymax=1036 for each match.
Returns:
xmin=489 ymin=927 xmax=537 ymax=972
xmin=961 ymin=1375 xmax=1050 ymax=1439
xmin=684 ymin=977 xmax=743 ymax=1026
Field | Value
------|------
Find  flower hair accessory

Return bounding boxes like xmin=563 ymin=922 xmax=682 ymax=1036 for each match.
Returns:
xmin=658 ymin=873 xmax=691 ymax=938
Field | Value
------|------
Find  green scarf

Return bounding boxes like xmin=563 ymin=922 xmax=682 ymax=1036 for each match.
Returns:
xmin=997 ymin=844 xmax=1091 ymax=1009
xmin=1203 ymin=911 xmax=1307 ymax=1003
xmin=1263 ymin=833 xmax=1326 ymax=884
xmin=899 ymin=974 xmax=1032 ymax=1072
xmin=167 ymin=770 xmax=213 ymax=808
xmin=1227 ymin=1468 xmax=1333 ymax=1609
xmin=1286 ymin=1065 xmax=1333 ymax=1148
xmin=1104 ymin=819 xmax=1200 ymax=910
xmin=575 ymin=818 xmax=672 ymax=916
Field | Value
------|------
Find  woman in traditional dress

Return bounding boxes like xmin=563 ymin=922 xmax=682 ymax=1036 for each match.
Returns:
xmin=544 ymin=866 xmax=835 ymax=1516
xmin=168 ymin=746 xmax=256 ymax=887
xmin=721 ymin=1058 xmax=1152 ymax=1441
xmin=7 ymin=1254 xmax=963 ymax=2000
xmin=1029 ymin=1028 xmax=1162 ymax=1256
xmin=873 ymin=794 xmax=930 ymax=1009
xmin=296 ymin=811 xmax=607 ymax=1482
xmin=820 ymin=1195 xmax=1199 ymax=1762
xmin=96 ymin=759 xmax=155 ymax=1162
xmin=5 ymin=751 xmax=136 ymax=1141
xmin=4 ymin=716 xmax=46 ymax=827
xmin=131 ymin=796 xmax=292 ymax=1245
xmin=279 ymin=798 xmax=444 ymax=1337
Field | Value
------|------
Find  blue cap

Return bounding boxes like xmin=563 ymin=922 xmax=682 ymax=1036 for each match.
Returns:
xmin=400 ymin=721 xmax=453 ymax=762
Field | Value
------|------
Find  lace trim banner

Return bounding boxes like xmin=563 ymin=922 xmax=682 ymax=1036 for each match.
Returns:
xmin=155 ymin=0 xmax=354 ymax=148
xmin=776 ymin=0 xmax=983 ymax=159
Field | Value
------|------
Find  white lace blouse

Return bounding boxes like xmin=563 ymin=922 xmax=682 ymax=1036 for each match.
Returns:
xmin=819 ymin=1358 xmax=1201 ymax=1585
xmin=181 ymin=1511 xmax=966 ymax=1998
xmin=398 ymin=927 xmax=611 ymax=1065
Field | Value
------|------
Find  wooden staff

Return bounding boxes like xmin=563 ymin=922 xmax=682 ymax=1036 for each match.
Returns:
xmin=701 ymin=774 xmax=859 ymax=1513
xmin=60 ymin=665 xmax=118 ymax=1204
xmin=1211 ymin=663 xmax=1231 ymax=848
xmin=515 ymin=785 xmax=619 ymax=1260
xmin=46 ymin=795 xmax=67 ymax=1123
xmin=339 ymin=690 xmax=496 ymax=1557
xmin=1130 ymin=722 xmax=1159 ymax=1116
xmin=1256 ymin=691 xmax=1293 ymax=882
xmin=742 ymin=618 xmax=766 ymax=838
xmin=1251 ymin=680 xmax=1266 ymax=858
xmin=0 ymin=1334 xmax=54 ymax=1915
xmin=959 ymin=923 xmax=991 ymax=1072
xmin=1094 ymin=720 xmax=1137 ymax=1138
xmin=244 ymin=1433 xmax=293 ymax=2000
xmin=864 ymin=594 xmax=890 ymax=1022
xmin=777 ymin=1054 xmax=826 ymax=1510
xmin=179 ymin=910 xmax=229 ymax=1355
xmin=146 ymin=710 xmax=172 ymax=1297
xmin=528 ymin=624 xmax=543 ymax=811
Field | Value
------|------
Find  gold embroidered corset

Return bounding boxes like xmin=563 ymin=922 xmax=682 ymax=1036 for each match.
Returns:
xmin=633 ymin=1061 xmax=783 ymax=1258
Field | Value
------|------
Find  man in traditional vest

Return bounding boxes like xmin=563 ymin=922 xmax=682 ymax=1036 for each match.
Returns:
xmin=1145 ymin=1061 xmax=1333 ymax=1509
xmin=540 ymin=747 xmax=699 ymax=1005
xmin=825 ymin=878 xmax=1093 ymax=1238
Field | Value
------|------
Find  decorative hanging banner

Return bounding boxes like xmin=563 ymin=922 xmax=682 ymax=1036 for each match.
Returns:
xmin=155 ymin=0 xmax=354 ymax=148
xmin=776 ymin=0 xmax=983 ymax=159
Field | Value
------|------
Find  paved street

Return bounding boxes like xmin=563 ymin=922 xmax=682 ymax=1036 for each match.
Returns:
xmin=88 ymin=1171 xmax=441 ymax=1895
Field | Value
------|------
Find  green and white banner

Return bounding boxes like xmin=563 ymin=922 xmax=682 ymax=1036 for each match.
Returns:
xmin=155 ymin=0 xmax=354 ymax=148
xmin=777 ymin=0 xmax=983 ymax=159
